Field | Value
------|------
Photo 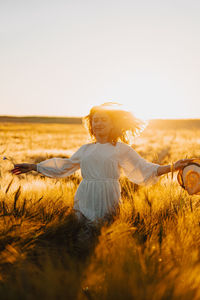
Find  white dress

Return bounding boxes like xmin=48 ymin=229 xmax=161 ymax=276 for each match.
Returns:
xmin=37 ymin=142 xmax=159 ymax=221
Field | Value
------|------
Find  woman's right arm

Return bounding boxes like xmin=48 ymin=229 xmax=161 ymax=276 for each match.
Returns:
xmin=11 ymin=158 xmax=79 ymax=178
xmin=11 ymin=144 xmax=88 ymax=178
xmin=12 ymin=163 xmax=37 ymax=175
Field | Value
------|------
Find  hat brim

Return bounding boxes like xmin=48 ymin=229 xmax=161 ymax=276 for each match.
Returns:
xmin=177 ymin=159 xmax=200 ymax=193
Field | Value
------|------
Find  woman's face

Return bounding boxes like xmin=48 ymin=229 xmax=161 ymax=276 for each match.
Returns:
xmin=92 ymin=111 xmax=113 ymax=139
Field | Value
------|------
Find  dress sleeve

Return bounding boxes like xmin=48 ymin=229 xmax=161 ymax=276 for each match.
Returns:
xmin=36 ymin=144 xmax=86 ymax=178
xmin=119 ymin=143 xmax=160 ymax=185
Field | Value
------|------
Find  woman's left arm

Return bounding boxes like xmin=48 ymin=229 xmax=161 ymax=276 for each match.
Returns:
xmin=119 ymin=143 xmax=194 ymax=185
xmin=157 ymin=159 xmax=193 ymax=176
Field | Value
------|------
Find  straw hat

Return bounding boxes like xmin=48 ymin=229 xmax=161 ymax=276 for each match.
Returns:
xmin=177 ymin=159 xmax=200 ymax=195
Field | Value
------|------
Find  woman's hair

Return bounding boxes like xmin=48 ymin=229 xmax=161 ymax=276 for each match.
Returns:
xmin=83 ymin=102 xmax=145 ymax=145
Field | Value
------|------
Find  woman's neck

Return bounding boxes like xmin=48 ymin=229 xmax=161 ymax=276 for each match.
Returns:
xmin=95 ymin=135 xmax=110 ymax=144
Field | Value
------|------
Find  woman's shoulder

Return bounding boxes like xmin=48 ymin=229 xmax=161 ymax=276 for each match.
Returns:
xmin=78 ymin=142 xmax=96 ymax=151
xmin=71 ymin=143 xmax=94 ymax=158
xmin=116 ymin=142 xmax=132 ymax=150
xmin=116 ymin=142 xmax=134 ymax=155
xmin=79 ymin=142 xmax=96 ymax=146
xmin=78 ymin=143 xmax=94 ymax=150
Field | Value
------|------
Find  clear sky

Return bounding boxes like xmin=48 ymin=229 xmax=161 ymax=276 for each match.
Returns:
xmin=1 ymin=0 xmax=200 ymax=120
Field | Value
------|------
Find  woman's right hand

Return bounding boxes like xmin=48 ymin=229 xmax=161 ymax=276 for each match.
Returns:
xmin=11 ymin=163 xmax=36 ymax=175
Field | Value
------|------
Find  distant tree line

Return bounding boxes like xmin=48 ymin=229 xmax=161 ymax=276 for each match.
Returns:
xmin=0 ymin=116 xmax=82 ymax=124
xmin=0 ymin=116 xmax=199 ymax=129
xmin=148 ymin=119 xmax=200 ymax=130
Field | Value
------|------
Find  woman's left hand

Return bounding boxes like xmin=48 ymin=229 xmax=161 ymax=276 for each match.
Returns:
xmin=174 ymin=159 xmax=193 ymax=171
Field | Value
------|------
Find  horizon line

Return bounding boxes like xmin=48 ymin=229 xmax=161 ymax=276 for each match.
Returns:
xmin=0 ymin=115 xmax=199 ymax=121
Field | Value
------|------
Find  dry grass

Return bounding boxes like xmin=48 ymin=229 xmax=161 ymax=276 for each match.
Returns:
xmin=0 ymin=122 xmax=200 ymax=300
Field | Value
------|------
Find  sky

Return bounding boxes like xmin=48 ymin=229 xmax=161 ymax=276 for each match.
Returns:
xmin=1 ymin=0 xmax=200 ymax=120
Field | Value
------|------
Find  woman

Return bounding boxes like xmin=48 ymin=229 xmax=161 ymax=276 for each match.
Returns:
xmin=12 ymin=103 xmax=191 ymax=222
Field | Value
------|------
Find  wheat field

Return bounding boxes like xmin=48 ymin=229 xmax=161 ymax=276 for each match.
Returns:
xmin=0 ymin=121 xmax=200 ymax=300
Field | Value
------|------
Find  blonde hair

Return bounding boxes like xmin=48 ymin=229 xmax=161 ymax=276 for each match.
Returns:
xmin=83 ymin=102 xmax=144 ymax=145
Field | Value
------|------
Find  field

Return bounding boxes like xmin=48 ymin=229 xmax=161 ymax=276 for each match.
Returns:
xmin=0 ymin=120 xmax=200 ymax=300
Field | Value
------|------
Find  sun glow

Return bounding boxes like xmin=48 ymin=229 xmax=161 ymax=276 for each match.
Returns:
xmin=81 ymin=71 xmax=191 ymax=122
xmin=1 ymin=1 xmax=200 ymax=120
